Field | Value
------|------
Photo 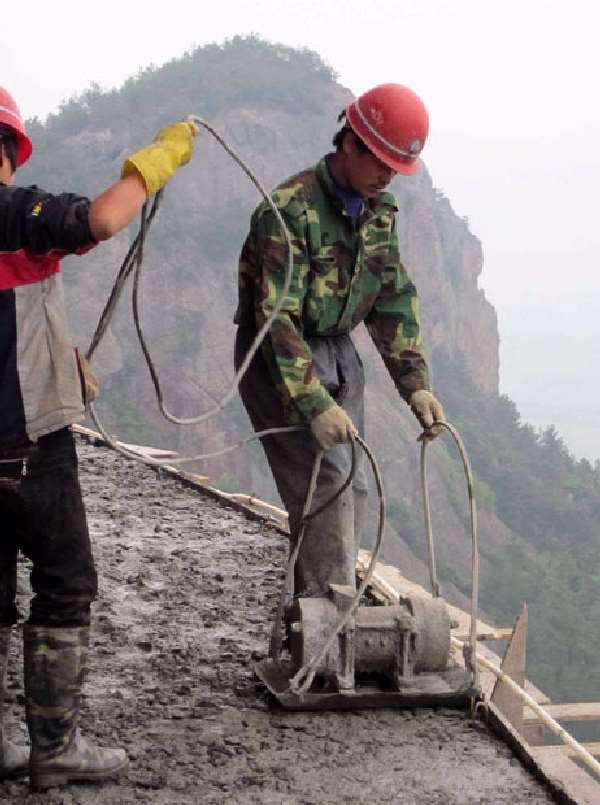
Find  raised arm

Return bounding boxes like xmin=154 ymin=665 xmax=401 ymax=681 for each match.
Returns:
xmin=90 ymin=120 xmax=198 ymax=241
xmin=0 ymin=120 xmax=198 ymax=254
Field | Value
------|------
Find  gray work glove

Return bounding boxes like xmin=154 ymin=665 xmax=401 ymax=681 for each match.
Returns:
xmin=310 ymin=404 xmax=357 ymax=450
xmin=409 ymin=390 xmax=445 ymax=441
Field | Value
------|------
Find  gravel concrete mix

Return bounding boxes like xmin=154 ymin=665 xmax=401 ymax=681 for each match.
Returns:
xmin=1 ymin=436 xmax=554 ymax=804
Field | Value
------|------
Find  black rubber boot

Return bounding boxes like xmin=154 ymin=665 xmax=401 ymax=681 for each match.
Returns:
xmin=24 ymin=625 xmax=128 ymax=791
xmin=0 ymin=627 xmax=28 ymax=779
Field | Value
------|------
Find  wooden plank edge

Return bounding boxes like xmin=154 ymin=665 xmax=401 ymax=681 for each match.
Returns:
xmin=491 ymin=604 xmax=528 ymax=732
xmin=529 ymin=746 xmax=600 ymax=804
xmin=71 ymin=425 xmax=290 ymax=537
xmin=539 ymin=743 xmax=600 ymax=759
xmin=484 ymin=700 xmax=590 ymax=805
xmin=454 ymin=628 xmax=514 ymax=642
xmin=525 ymin=702 xmax=600 ymax=724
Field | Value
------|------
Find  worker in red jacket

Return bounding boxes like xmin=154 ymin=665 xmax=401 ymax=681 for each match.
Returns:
xmin=0 ymin=85 xmax=197 ymax=791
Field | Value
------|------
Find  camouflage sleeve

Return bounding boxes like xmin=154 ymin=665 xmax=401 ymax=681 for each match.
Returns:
xmin=364 ymin=218 xmax=430 ymax=402
xmin=253 ymin=208 xmax=335 ymax=421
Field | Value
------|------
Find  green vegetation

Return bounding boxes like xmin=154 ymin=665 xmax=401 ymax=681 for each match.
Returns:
xmin=433 ymin=348 xmax=600 ymax=701
xmin=21 ymin=35 xmax=335 ymax=196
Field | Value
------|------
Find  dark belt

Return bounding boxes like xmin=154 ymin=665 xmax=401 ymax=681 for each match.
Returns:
xmin=0 ymin=444 xmax=38 ymax=488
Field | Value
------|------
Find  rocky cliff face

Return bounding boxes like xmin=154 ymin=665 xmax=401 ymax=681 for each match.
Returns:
xmin=397 ymin=179 xmax=499 ymax=395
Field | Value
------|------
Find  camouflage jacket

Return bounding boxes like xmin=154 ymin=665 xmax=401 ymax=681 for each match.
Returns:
xmin=235 ymin=157 xmax=430 ymax=422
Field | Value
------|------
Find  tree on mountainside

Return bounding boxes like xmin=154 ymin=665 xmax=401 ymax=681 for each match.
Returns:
xmin=433 ymin=346 xmax=600 ymax=700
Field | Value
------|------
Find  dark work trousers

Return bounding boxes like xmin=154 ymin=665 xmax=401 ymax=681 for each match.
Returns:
xmin=235 ymin=327 xmax=368 ymax=597
xmin=0 ymin=428 xmax=97 ymax=627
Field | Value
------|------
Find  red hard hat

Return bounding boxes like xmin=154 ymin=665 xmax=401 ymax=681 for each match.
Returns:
xmin=345 ymin=83 xmax=429 ymax=176
xmin=0 ymin=86 xmax=32 ymax=167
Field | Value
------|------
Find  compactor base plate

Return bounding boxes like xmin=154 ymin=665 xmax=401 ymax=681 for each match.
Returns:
xmin=254 ymin=658 xmax=478 ymax=712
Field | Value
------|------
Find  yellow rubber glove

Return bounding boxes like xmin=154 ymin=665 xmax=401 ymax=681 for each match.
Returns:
xmin=121 ymin=119 xmax=199 ymax=196
xmin=409 ymin=390 xmax=445 ymax=441
xmin=310 ymin=404 xmax=357 ymax=450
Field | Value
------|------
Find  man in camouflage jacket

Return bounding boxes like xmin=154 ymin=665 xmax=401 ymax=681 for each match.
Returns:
xmin=234 ymin=89 xmax=444 ymax=599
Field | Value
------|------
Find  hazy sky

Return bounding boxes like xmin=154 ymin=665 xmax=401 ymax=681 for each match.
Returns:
xmin=3 ymin=0 xmax=600 ymax=456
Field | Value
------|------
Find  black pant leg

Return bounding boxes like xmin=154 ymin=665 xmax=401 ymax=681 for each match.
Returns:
xmin=0 ymin=491 xmax=19 ymax=626
xmin=15 ymin=431 xmax=97 ymax=627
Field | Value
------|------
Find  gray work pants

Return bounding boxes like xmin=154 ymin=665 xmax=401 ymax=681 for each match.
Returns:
xmin=235 ymin=327 xmax=368 ymax=597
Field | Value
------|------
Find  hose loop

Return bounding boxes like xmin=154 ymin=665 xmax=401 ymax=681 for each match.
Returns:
xmin=421 ymin=420 xmax=479 ymax=686
xmin=87 ymin=115 xmax=295 ymax=462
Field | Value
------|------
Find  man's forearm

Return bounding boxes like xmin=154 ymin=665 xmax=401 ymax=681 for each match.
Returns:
xmin=88 ymin=119 xmax=198 ymax=242
xmin=88 ymin=174 xmax=147 ymax=242
xmin=366 ymin=317 xmax=430 ymax=401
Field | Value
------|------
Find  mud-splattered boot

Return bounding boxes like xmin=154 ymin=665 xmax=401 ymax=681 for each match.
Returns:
xmin=0 ymin=627 xmax=28 ymax=779
xmin=24 ymin=625 xmax=128 ymax=791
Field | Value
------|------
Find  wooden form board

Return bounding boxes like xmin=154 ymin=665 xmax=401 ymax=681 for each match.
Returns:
xmin=529 ymin=747 xmax=600 ymax=805
xmin=72 ymin=425 xmax=210 ymax=482
xmin=525 ymin=702 xmax=600 ymax=724
xmin=220 ymin=494 xmax=289 ymax=523
xmin=491 ymin=605 xmax=528 ymax=733
xmin=118 ymin=442 xmax=179 ymax=459
xmin=537 ymin=743 xmax=600 ymax=759
xmin=486 ymin=701 xmax=599 ymax=805
xmin=453 ymin=628 xmax=514 ymax=641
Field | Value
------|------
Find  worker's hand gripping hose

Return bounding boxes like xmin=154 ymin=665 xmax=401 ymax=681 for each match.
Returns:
xmin=310 ymin=404 xmax=357 ymax=450
xmin=421 ymin=421 xmax=479 ymax=687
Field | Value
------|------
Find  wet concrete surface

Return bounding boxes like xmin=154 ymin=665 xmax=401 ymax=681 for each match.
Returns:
xmin=1 ymin=437 xmax=554 ymax=803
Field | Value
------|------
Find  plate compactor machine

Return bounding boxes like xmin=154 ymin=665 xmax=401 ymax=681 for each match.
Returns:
xmin=254 ymin=427 xmax=481 ymax=711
